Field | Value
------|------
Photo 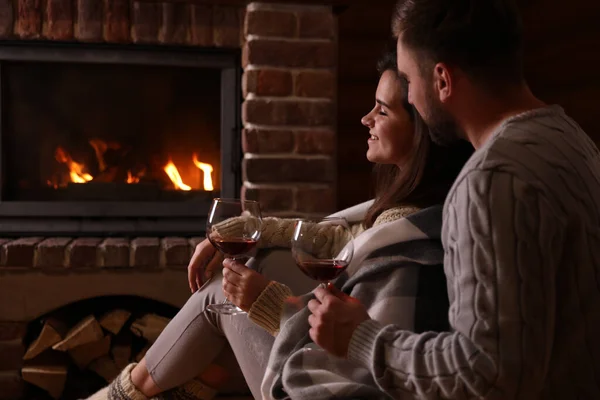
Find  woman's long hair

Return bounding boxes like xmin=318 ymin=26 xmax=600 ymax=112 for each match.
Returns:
xmin=363 ymin=49 xmax=473 ymax=228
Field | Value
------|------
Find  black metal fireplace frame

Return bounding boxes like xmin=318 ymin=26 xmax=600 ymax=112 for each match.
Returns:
xmin=0 ymin=41 xmax=241 ymax=236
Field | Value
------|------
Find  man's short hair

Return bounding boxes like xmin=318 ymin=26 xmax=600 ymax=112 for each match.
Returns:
xmin=393 ymin=0 xmax=524 ymax=86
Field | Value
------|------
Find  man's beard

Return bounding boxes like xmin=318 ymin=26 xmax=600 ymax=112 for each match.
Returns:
xmin=421 ymin=85 xmax=462 ymax=146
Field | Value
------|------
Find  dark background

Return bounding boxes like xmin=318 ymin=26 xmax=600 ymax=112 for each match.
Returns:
xmin=336 ymin=0 xmax=600 ymax=210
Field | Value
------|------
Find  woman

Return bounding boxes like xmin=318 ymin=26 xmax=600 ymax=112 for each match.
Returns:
xmin=89 ymin=50 xmax=473 ymax=400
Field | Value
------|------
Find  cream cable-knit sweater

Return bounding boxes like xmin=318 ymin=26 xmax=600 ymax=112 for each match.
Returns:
xmin=247 ymin=206 xmax=419 ymax=335
xmin=213 ymin=215 xmax=361 ymax=258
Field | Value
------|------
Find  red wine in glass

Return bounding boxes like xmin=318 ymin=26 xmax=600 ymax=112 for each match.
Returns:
xmin=291 ymin=217 xmax=354 ymax=289
xmin=296 ymin=259 xmax=349 ymax=282
xmin=205 ymin=198 xmax=262 ymax=315
xmin=209 ymin=237 xmax=259 ymax=258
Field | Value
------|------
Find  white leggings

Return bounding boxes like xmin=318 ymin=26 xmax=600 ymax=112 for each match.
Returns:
xmin=144 ymin=249 xmax=316 ymax=399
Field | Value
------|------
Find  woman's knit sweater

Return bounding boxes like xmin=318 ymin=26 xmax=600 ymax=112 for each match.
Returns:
xmin=245 ymin=206 xmax=419 ymax=335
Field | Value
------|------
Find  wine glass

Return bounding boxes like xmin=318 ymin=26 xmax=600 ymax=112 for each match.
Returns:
xmin=291 ymin=217 xmax=354 ymax=289
xmin=205 ymin=198 xmax=262 ymax=315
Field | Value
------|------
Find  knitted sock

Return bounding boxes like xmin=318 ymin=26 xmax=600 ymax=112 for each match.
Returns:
xmin=109 ymin=364 xmax=149 ymax=400
xmin=86 ymin=363 xmax=218 ymax=400
xmin=85 ymin=364 xmax=147 ymax=400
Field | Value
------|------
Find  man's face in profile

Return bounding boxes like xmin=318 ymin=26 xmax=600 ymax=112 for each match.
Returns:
xmin=396 ymin=37 xmax=461 ymax=145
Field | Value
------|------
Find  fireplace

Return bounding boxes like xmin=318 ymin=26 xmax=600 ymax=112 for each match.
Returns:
xmin=0 ymin=42 xmax=241 ymax=236
xmin=0 ymin=2 xmax=338 ymax=399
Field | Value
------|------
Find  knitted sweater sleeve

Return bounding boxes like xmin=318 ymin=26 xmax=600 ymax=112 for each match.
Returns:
xmin=346 ymin=170 xmax=564 ymax=399
xmin=246 ymin=219 xmax=358 ymax=335
xmin=259 ymin=218 xmax=355 ymax=257
xmin=214 ymin=216 xmax=356 ymax=255
xmin=248 ymin=281 xmax=293 ymax=336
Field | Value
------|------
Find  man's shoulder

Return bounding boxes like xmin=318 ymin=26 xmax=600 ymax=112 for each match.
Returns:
xmin=469 ymin=106 xmax=598 ymax=186
xmin=447 ymin=106 xmax=600 ymax=215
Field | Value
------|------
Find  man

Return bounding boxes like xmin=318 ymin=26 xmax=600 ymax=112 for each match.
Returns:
xmin=307 ymin=0 xmax=600 ymax=398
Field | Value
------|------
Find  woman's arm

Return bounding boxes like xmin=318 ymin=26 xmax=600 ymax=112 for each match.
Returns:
xmin=214 ymin=216 xmax=357 ymax=255
xmin=248 ymin=282 xmax=293 ymax=336
xmin=222 ymin=259 xmax=292 ymax=335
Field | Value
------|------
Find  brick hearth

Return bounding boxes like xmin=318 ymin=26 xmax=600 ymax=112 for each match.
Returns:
xmin=0 ymin=236 xmax=201 ymax=270
xmin=0 ymin=237 xmax=202 ymax=309
xmin=0 ymin=236 xmax=198 ymax=399
xmin=0 ymin=1 xmax=338 ymax=398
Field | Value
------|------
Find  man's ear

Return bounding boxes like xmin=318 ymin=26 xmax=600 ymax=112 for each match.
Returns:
xmin=434 ymin=62 xmax=452 ymax=103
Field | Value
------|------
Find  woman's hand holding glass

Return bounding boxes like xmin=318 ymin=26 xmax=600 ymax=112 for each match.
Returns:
xmin=205 ymin=198 xmax=262 ymax=315
xmin=187 ymin=239 xmax=224 ymax=293
xmin=187 ymin=236 xmax=269 ymax=313
xmin=221 ymin=259 xmax=271 ymax=312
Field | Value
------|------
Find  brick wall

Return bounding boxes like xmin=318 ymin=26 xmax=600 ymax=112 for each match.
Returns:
xmin=0 ymin=2 xmax=338 ymax=397
xmin=241 ymin=2 xmax=337 ymax=216
xmin=0 ymin=1 xmax=338 ymax=217
xmin=2 ymin=0 xmax=245 ymax=47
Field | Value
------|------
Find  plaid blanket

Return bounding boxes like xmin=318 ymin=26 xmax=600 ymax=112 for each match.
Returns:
xmin=261 ymin=205 xmax=449 ymax=400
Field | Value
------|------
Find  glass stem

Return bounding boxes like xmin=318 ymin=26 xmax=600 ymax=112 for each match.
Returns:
xmin=221 ymin=255 xmax=236 ymax=305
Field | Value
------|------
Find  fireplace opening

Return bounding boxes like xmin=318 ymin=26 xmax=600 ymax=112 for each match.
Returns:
xmin=5 ymin=61 xmax=222 ymax=201
xmin=0 ymin=43 xmax=241 ymax=236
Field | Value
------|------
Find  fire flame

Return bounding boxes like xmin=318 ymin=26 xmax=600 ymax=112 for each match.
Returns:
xmin=127 ymin=171 xmax=140 ymax=184
xmin=163 ymin=155 xmax=214 ymax=191
xmin=55 ymin=147 xmax=93 ymax=183
xmin=163 ymin=161 xmax=192 ymax=191
xmin=193 ymin=153 xmax=214 ymax=191
xmin=52 ymin=143 xmax=214 ymax=191
xmin=88 ymin=139 xmax=118 ymax=171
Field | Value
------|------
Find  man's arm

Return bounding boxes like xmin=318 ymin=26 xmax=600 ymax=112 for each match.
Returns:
xmin=311 ymin=170 xmax=564 ymax=398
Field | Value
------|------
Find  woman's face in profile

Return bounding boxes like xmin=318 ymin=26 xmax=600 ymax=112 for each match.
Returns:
xmin=361 ymin=70 xmax=415 ymax=168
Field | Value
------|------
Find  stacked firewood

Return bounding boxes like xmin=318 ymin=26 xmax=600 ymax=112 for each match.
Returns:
xmin=21 ymin=311 xmax=171 ymax=399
